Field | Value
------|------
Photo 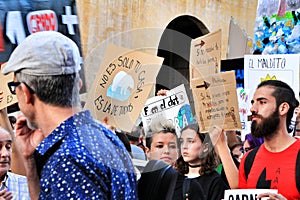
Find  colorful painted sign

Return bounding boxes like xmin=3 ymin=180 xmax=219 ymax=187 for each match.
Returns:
xmin=0 ymin=1 xmax=81 ymax=63
xmin=253 ymin=0 xmax=300 ymax=54
xmin=141 ymin=84 xmax=194 ymax=137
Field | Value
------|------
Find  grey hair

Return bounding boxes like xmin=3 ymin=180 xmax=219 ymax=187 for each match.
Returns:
xmin=16 ymin=72 xmax=81 ymax=107
xmin=0 ymin=126 xmax=10 ymax=136
xmin=147 ymin=117 xmax=175 ymax=135
xmin=145 ymin=117 xmax=177 ymax=148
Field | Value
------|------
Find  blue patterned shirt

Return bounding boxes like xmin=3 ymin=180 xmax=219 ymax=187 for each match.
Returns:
xmin=34 ymin=110 xmax=137 ymax=199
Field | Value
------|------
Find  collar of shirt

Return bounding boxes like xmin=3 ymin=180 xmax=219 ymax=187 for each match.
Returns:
xmin=0 ymin=174 xmax=8 ymax=190
xmin=35 ymin=110 xmax=93 ymax=156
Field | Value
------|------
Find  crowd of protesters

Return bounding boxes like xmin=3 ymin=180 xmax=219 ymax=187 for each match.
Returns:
xmin=0 ymin=31 xmax=299 ymax=200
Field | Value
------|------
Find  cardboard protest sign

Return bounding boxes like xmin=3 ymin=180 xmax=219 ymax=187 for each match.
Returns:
xmin=244 ymin=54 xmax=299 ymax=100
xmin=141 ymin=84 xmax=194 ymax=137
xmin=0 ymin=69 xmax=17 ymax=110
xmin=84 ymin=44 xmax=163 ymax=132
xmin=224 ymin=189 xmax=278 ymax=200
xmin=190 ymin=29 xmax=221 ymax=82
xmin=191 ymin=71 xmax=241 ymax=132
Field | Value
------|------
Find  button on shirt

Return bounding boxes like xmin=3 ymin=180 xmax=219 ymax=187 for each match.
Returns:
xmin=34 ymin=110 xmax=137 ymax=199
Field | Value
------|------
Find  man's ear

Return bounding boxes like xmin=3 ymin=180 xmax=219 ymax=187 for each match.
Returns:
xmin=278 ymin=102 xmax=290 ymax=116
xmin=21 ymin=83 xmax=34 ymax=105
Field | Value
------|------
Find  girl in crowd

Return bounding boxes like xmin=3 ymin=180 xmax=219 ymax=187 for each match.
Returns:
xmin=173 ymin=124 xmax=228 ymax=200
xmin=138 ymin=118 xmax=180 ymax=200
xmin=145 ymin=118 xmax=179 ymax=166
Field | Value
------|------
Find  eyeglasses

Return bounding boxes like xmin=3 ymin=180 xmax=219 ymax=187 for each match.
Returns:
xmin=7 ymin=81 xmax=35 ymax=95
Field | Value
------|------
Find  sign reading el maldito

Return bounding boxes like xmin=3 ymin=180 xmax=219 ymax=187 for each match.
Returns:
xmin=190 ymin=29 xmax=221 ymax=82
xmin=244 ymin=54 xmax=299 ymax=100
xmin=191 ymin=71 xmax=241 ymax=132
xmin=84 ymin=44 xmax=163 ymax=132
xmin=0 ymin=67 xmax=17 ymax=110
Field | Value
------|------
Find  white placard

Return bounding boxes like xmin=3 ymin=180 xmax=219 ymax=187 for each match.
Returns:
xmin=224 ymin=189 xmax=278 ymax=200
xmin=142 ymin=84 xmax=194 ymax=137
xmin=244 ymin=54 xmax=299 ymax=100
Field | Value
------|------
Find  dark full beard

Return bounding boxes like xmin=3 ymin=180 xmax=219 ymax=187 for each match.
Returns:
xmin=251 ymin=110 xmax=280 ymax=139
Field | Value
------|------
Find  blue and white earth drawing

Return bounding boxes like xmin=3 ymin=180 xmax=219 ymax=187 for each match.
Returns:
xmin=107 ymin=71 xmax=134 ymax=101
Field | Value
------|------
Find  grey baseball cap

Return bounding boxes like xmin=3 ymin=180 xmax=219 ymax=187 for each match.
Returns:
xmin=2 ymin=31 xmax=81 ymax=75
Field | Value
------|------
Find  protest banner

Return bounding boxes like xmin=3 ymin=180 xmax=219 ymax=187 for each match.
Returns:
xmin=190 ymin=29 xmax=221 ymax=82
xmin=141 ymin=84 xmax=194 ymax=137
xmin=224 ymin=189 xmax=278 ymax=200
xmin=244 ymin=54 xmax=300 ymax=134
xmin=0 ymin=67 xmax=17 ymax=110
xmin=244 ymin=54 xmax=299 ymax=99
xmin=84 ymin=44 xmax=163 ymax=132
xmin=191 ymin=71 xmax=241 ymax=132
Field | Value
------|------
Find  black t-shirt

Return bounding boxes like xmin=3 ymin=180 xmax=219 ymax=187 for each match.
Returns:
xmin=172 ymin=170 xmax=229 ymax=200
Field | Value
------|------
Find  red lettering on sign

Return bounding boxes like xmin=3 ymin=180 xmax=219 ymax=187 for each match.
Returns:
xmin=26 ymin=10 xmax=58 ymax=34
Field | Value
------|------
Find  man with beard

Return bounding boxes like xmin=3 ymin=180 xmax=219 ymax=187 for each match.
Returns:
xmin=238 ymin=80 xmax=300 ymax=200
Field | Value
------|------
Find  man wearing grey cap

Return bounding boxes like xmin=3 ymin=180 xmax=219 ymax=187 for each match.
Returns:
xmin=2 ymin=31 xmax=137 ymax=199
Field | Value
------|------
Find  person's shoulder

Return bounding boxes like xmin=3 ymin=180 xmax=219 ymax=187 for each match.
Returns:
xmin=7 ymin=172 xmax=28 ymax=182
xmin=294 ymin=136 xmax=300 ymax=143
xmin=290 ymin=137 xmax=300 ymax=149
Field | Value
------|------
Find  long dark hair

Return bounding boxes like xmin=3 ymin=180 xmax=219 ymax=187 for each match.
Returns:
xmin=175 ymin=124 xmax=220 ymax=175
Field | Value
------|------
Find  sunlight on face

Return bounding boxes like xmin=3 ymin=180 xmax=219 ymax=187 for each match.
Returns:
xmin=180 ymin=128 xmax=202 ymax=165
xmin=147 ymin=132 xmax=178 ymax=165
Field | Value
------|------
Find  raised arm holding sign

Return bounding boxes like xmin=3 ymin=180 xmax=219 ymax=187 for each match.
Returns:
xmin=191 ymin=71 xmax=241 ymax=132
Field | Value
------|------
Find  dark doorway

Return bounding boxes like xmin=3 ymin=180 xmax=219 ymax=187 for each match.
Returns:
xmin=156 ymin=15 xmax=209 ymax=114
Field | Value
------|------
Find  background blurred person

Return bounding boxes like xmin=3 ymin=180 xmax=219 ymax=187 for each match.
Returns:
xmin=126 ymin=126 xmax=146 ymax=161
xmin=0 ymin=126 xmax=29 ymax=199
xmin=243 ymin=133 xmax=264 ymax=153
